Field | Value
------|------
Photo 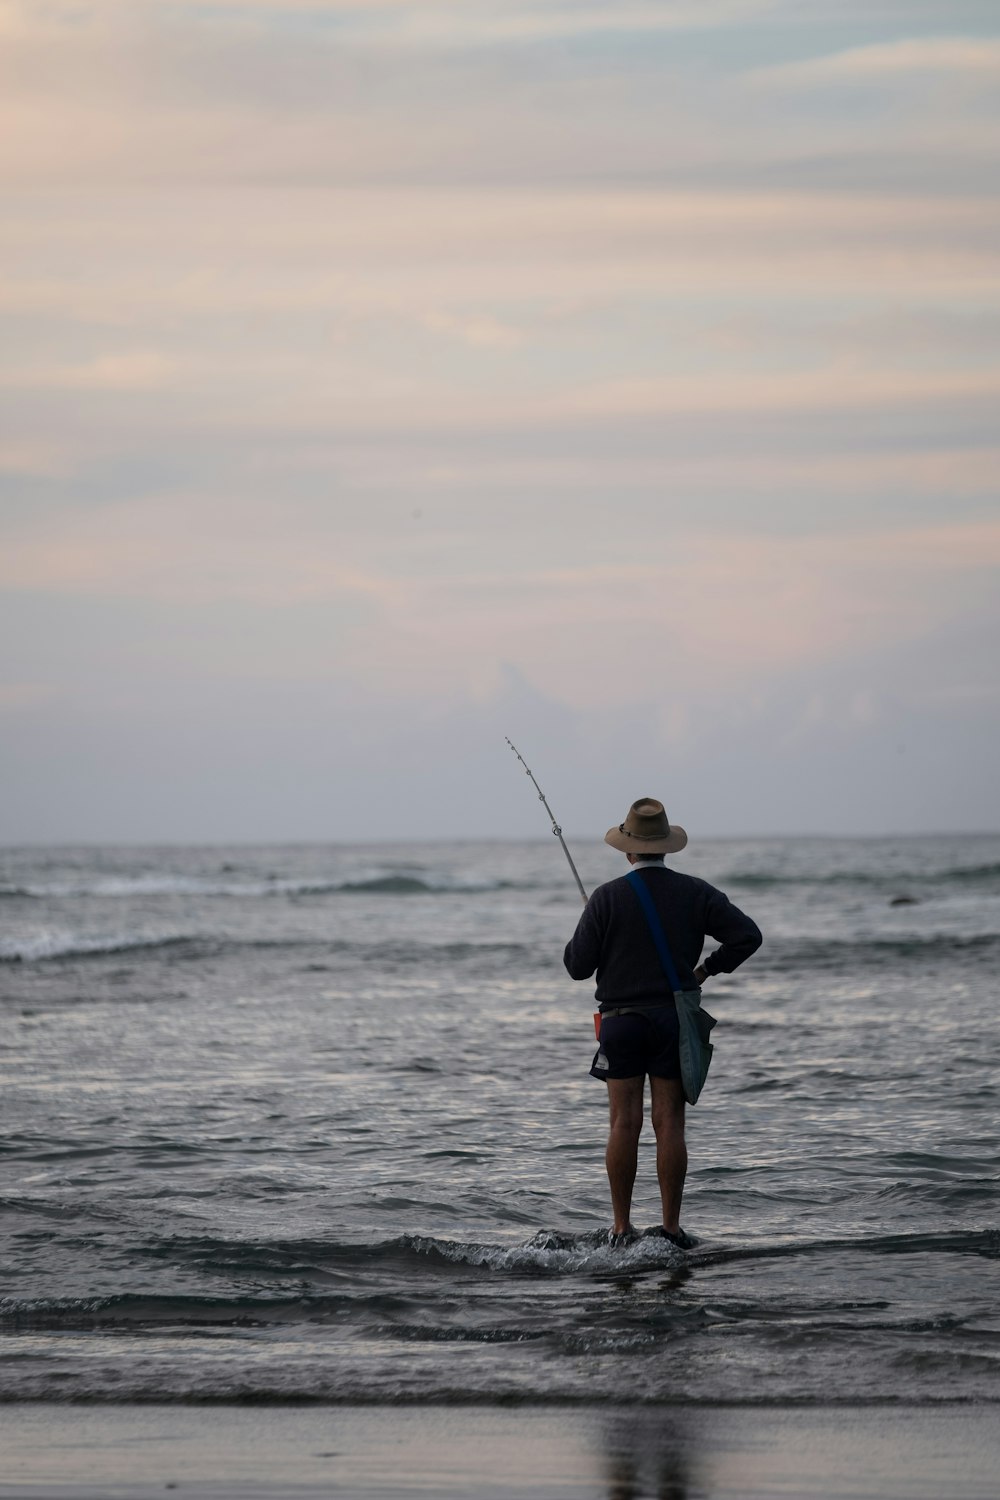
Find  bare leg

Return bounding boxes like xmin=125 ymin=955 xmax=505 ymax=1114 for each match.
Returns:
xmin=650 ymin=1075 xmax=687 ymax=1233
xmin=605 ymin=1076 xmax=645 ymax=1234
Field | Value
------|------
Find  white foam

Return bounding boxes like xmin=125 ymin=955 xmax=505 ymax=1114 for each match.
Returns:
xmin=409 ymin=1231 xmax=684 ymax=1276
xmin=24 ymin=876 xmax=285 ymax=899
xmin=19 ymin=871 xmax=506 ymax=899
xmin=0 ymin=929 xmax=188 ymax=963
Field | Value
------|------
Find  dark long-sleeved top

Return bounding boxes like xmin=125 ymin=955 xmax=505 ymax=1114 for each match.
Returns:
xmin=563 ymin=865 xmax=762 ymax=1009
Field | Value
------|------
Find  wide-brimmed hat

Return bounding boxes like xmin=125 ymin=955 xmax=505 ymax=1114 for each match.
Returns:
xmin=605 ymin=797 xmax=688 ymax=855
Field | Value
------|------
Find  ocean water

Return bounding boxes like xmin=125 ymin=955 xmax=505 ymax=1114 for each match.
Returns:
xmin=1 ymin=836 xmax=998 ymax=1407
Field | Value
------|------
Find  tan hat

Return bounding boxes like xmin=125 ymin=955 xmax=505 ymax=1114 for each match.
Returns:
xmin=605 ymin=797 xmax=688 ymax=855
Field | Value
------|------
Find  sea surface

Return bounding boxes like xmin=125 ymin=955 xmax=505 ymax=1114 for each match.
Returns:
xmin=1 ymin=836 xmax=998 ymax=1407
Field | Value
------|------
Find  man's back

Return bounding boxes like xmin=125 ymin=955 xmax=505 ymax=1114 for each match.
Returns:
xmin=564 ymin=864 xmax=761 ymax=1008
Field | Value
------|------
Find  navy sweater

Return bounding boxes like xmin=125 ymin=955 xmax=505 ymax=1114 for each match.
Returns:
xmin=563 ymin=865 xmax=762 ymax=1009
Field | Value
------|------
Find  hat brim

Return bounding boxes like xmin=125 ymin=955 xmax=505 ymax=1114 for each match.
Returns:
xmin=604 ymin=823 xmax=688 ymax=855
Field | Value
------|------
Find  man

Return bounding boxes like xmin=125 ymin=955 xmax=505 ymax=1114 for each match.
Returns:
xmin=564 ymin=797 xmax=761 ymax=1248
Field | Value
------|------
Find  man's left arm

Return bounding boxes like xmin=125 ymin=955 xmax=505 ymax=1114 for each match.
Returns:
xmin=697 ymin=887 xmax=762 ymax=984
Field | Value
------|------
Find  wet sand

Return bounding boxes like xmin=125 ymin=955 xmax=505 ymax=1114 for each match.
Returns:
xmin=2 ymin=1403 xmax=998 ymax=1499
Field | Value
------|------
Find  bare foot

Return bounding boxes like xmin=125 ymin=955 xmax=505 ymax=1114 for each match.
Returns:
xmin=609 ymin=1225 xmax=638 ymax=1246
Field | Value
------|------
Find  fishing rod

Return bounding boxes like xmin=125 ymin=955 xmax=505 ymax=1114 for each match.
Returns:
xmin=505 ymin=738 xmax=588 ymax=906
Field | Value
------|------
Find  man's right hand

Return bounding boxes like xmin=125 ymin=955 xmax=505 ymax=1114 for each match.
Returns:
xmin=694 ymin=964 xmax=709 ymax=986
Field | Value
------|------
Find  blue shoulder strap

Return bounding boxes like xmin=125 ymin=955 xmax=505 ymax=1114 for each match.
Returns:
xmin=626 ymin=869 xmax=682 ymax=993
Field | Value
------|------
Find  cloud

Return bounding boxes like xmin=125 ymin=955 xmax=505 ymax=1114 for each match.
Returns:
xmin=0 ymin=441 xmax=71 ymax=476
xmin=0 ymin=682 xmax=54 ymax=710
xmin=527 ymin=367 xmax=1000 ymax=424
xmin=421 ymin=310 xmax=526 ymax=350
xmin=19 ymin=0 xmax=780 ymax=47
xmin=4 ymin=188 xmax=995 ymax=309
xmin=0 ymin=490 xmax=404 ymax=612
xmin=2 ymin=0 xmax=998 ymax=839
xmin=766 ymin=36 xmax=1000 ymax=82
xmin=3 ymin=2 xmax=998 ymax=194
xmin=4 ymin=182 xmax=997 ymax=457
xmin=3 ymin=352 xmax=178 ymax=392
xmin=5 ymin=475 xmax=996 ymax=712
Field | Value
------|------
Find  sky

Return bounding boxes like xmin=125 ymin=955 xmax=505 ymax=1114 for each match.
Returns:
xmin=1 ymin=0 xmax=998 ymax=843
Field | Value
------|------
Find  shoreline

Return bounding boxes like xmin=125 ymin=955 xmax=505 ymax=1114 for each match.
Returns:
xmin=3 ymin=1402 xmax=998 ymax=1499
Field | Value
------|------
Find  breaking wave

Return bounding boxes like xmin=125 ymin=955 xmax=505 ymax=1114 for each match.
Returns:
xmin=0 ymin=929 xmax=536 ymax=967
xmin=2 ymin=1227 xmax=995 ymax=1335
xmin=760 ymin=931 xmax=1000 ymax=969
xmin=721 ymin=861 xmax=1000 ymax=890
xmin=0 ymin=931 xmax=199 ymax=964
xmin=6 ymin=871 xmax=514 ymax=900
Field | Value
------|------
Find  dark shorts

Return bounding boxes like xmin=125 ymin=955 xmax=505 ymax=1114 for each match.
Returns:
xmin=590 ymin=1005 xmax=682 ymax=1082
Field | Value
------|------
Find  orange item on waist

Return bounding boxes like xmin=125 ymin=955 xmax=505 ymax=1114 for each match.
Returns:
xmin=593 ymin=1011 xmax=601 ymax=1040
